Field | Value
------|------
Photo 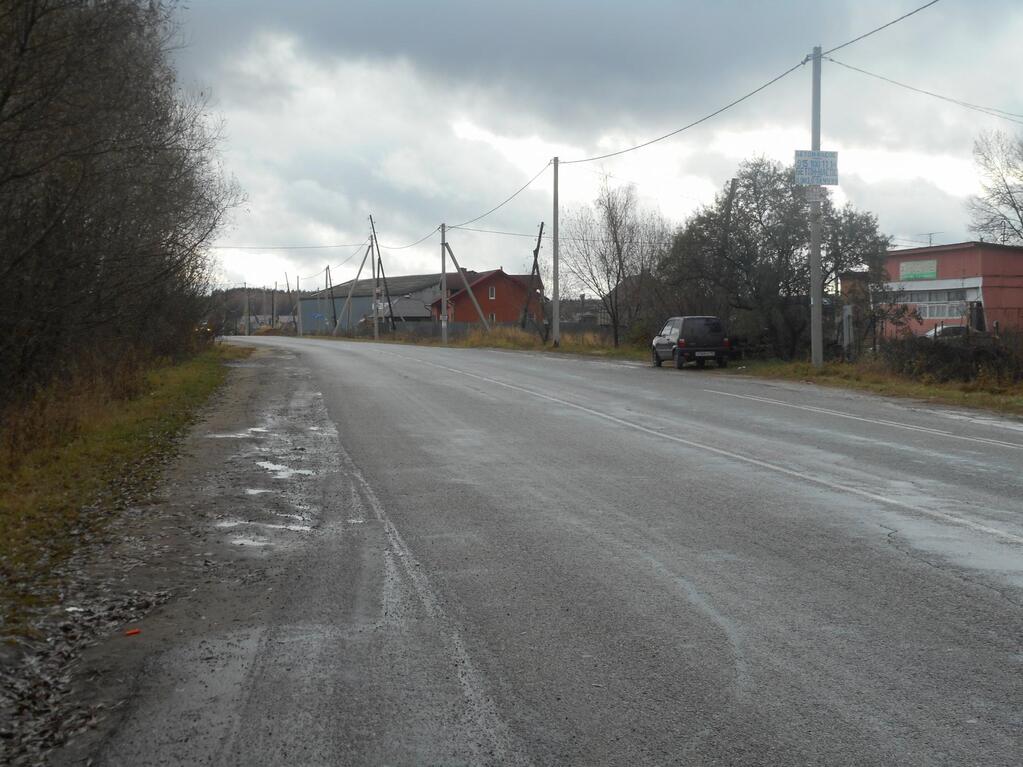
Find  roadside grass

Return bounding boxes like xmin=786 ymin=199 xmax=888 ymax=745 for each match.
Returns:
xmin=727 ymin=358 xmax=1023 ymax=417
xmin=316 ymin=325 xmax=650 ymax=361
xmin=0 ymin=344 xmax=251 ymax=634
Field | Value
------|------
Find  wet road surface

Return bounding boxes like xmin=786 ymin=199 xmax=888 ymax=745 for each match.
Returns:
xmin=86 ymin=338 xmax=1023 ymax=766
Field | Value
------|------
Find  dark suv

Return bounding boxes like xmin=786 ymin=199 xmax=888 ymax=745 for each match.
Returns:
xmin=651 ymin=316 xmax=731 ymax=369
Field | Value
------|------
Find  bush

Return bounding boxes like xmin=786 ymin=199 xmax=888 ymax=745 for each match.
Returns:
xmin=879 ymin=334 xmax=1023 ymax=384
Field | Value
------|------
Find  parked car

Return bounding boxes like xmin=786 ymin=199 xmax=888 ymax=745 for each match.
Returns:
xmin=651 ymin=316 xmax=731 ymax=369
xmin=924 ymin=324 xmax=968 ymax=339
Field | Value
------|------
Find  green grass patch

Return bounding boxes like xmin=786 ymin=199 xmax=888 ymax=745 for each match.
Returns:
xmin=0 ymin=344 xmax=251 ymax=633
xmin=726 ymin=358 xmax=1023 ymax=417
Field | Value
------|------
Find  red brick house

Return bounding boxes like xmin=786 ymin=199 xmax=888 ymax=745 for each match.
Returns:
xmin=878 ymin=242 xmax=1023 ymax=334
xmin=430 ymin=268 xmax=545 ymax=325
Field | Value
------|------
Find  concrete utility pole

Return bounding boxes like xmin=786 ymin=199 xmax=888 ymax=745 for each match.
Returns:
xmin=809 ymin=45 xmax=824 ymax=369
xmin=552 ymin=156 xmax=560 ymax=347
xmin=440 ymin=223 xmax=448 ymax=345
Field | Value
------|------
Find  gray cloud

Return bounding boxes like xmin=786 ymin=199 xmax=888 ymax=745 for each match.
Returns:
xmin=175 ymin=1 xmax=1023 ymax=285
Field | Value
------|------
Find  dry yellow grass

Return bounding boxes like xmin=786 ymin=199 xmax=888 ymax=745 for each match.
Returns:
xmin=730 ymin=359 xmax=1023 ymax=416
xmin=0 ymin=344 xmax=251 ymax=631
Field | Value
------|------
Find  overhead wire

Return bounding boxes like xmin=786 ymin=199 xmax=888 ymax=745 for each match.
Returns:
xmin=448 ymin=161 xmax=552 ymax=229
xmin=561 ymin=61 xmax=807 ymax=165
xmin=825 ymin=57 xmax=1023 ymax=125
xmin=821 ymin=0 xmax=942 ymax=56
xmin=377 ymin=226 xmax=440 ymax=250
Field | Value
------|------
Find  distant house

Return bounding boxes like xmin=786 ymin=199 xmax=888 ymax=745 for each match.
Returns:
xmin=430 ymin=268 xmax=544 ymax=325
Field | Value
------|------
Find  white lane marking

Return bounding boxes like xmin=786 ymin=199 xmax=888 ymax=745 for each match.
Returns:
xmin=704 ymin=389 xmax=1023 ymax=451
xmin=336 ymin=441 xmax=530 ymax=766
xmin=389 ymin=352 xmax=1023 ymax=545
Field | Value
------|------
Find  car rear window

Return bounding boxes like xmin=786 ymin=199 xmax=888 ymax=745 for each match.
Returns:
xmin=683 ymin=318 xmax=722 ymax=334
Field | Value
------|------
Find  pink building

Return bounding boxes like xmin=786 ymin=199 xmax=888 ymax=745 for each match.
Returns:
xmin=881 ymin=242 xmax=1023 ymax=334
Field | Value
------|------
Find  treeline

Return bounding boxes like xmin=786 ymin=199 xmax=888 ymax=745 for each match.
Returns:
xmin=0 ymin=0 xmax=237 ymax=407
xmin=562 ymin=158 xmax=895 ymax=358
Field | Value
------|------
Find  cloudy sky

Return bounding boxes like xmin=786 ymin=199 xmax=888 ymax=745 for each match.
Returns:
xmin=170 ymin=1 xmax=1023 ymax=290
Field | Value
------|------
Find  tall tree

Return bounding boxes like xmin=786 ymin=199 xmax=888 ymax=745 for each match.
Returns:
xmin=969 ymin=130 xmax=1023 ymax=244
xmin=661 ymin=158 xmax=890 ymax=358
xmin=0 ymin=0 xmax=239 ymax=405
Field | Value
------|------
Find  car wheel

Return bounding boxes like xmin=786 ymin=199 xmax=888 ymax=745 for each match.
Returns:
xmin=651 ymin=348 xmax=661 ymax=367
xmin=674 ymin=350 xmax=685 ymax=370
xmin=695 ymin=359 xmax=706 ymax=369
xmin=718 ymin=356 xmax=728 ymax=368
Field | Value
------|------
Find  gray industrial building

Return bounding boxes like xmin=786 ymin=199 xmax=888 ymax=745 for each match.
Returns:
xmin=299 ymin=272 xmax=473 ymax=333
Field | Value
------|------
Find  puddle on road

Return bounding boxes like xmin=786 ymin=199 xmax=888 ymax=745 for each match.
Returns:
xmin=207 ymin=427 xmax=271 ymax=439
xmin=347 ymin=519 xmax=366 ymax=524
xmin=245 ymin=488 xmax=271 ymax=496
xmin=217 ymin=520 xmax=313 ymax=534
xmin=255 ymin=461 xmax=315 ymax=479
xmin=229 ymin=537 xmax=271 ymax=547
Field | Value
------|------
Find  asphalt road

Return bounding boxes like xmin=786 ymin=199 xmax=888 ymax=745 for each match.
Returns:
xmin=91 ymin=337 xmax=1023 ymax=766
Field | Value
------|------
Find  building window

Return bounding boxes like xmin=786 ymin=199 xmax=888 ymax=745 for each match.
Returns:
xmin=489 ymin=312 xmax=496 ymax=323
xmin=488 ymin=285 xmax=496 ymax=300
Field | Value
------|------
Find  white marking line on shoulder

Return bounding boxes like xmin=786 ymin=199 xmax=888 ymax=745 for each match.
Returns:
xmin=389 ymin=352 xmax=1023 ymax=545
xmin=703 ymin=389 xmax=1023 ymax=451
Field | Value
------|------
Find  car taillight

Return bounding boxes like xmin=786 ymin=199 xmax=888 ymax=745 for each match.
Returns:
xmin=677 ymin=338 xmax=686 ymax=348
xmin=723 ymin=337 xmax=731 ymax=349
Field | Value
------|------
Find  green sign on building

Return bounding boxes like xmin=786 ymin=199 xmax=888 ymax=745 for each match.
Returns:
xmin=899 ymin=259 xmax=937 ymax=280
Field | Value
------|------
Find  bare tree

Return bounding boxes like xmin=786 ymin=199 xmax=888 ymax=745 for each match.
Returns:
xmin=562 ymin=182 xmax=669 ymax=346
xmin=969 ymin=131 xmax=1023 ymax=244
xmin=0 ymin=0 xmax=240 ymax=406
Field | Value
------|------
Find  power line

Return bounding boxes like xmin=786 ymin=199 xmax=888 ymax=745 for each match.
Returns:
xmin=822 ymin=0 xmax=942 ymax=56
xmin=826 ymin=56 xmax=1023 ymax=125
xmin=451 ymin=224 xmax=673 ymax=247
xmin=448 ymin=161 xmax=552 ymax=228
xmin=213 ymin=242 xmax=368 ymax=250
xmin=562 ymin=60 xmax=807 ymax=165
xmin=377 ymin=226 xmax=440 ymax=250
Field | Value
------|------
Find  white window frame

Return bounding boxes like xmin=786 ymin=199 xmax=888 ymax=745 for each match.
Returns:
xmin=488 ymin=285 xmax=496 ymax=300
xmin=489 ymin=312 xmax=496 ymax=324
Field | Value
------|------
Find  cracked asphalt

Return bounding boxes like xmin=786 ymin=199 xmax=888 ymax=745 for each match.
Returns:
xmin=58 ymin=337 xmax=1023 ymax=766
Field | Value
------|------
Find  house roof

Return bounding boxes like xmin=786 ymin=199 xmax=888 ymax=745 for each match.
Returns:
xmin=887 ymin=241 xmax=1023 ymax=257
xmin=308 ymin=272 xmax=453 ymax=300
xmin=430 ymin=268 xmax=544 ymax=306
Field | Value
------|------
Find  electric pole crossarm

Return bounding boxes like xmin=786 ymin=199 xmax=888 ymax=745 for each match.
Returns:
xmin=444 ymin=242 xmax=490 ymax=331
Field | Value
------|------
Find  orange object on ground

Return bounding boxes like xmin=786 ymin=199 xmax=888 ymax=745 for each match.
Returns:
xmin=124 ymin=628 xmax=141 ymax=636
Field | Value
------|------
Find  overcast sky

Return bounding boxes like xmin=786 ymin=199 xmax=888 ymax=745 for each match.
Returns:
xmin=170 ymin=1 xmax=1023 ymax=289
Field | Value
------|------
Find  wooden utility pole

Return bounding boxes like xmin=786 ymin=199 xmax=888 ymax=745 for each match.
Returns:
xmin=244 ymin=282 xmax=250 ymax=336
xmin=326 ymin=267 xmax=338 ymax=333
xmin=337 ymin=242 xmax=373 ymax=336
xmin=295 ymin=275 xmax=303 ymax=336
xmin=444 ymin=241 xmax=490 ymax=331
xmin=369 ymin=217 xmax=380 ymax=340
xmin=520 ymin=222 xmax=547 ymax=340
